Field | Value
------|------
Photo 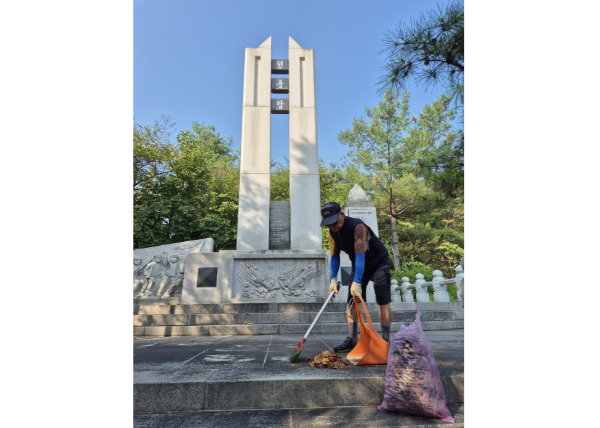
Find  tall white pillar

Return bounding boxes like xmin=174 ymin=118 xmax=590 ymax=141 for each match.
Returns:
xmin=236 ymin=37 xmax=272 ymax=250
xmin=288 ymin=37 xmax=322 ymax=250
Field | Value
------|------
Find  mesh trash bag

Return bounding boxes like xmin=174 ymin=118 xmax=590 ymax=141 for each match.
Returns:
xmin=378 ymin=305 xmax=455 ymax=423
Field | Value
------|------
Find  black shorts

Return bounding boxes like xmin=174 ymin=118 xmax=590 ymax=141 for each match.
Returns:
xmin=347 ymin=263 xmax=391 ymax=306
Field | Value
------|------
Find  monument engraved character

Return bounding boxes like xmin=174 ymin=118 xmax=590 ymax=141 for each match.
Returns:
xmin=158 ymin=254 xmax=184 ymax=298
xmin=276 ymin=79 xmax=284 ymax=89
xmin=133 ymin=258 xmax=148 ymax=296
xmin=138 ymin=254 xmax=166 ymax=297
xmin=277 ymin=60 xmax=283 ymax=69
xmin=277 ymin=100 xmax=284 ymax=109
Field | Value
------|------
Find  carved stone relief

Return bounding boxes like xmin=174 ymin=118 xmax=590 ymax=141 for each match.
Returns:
xmin=134 ymin=252 xmax=186 ymax=299
xmin=133 ymin=238 xmax=213 ymax=299
xmin=236 ymin=259 xmax=324 ymax=299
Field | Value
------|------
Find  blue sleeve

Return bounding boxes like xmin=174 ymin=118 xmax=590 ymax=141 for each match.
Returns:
xmin=330 ymin=255 xmax=340 ymax=279
xmin=353 ymin=253 xmax=365 ymax=283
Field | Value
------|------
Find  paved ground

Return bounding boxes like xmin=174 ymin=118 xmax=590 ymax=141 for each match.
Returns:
xmin=134 ymin=330 xmax=464 ymax=371
xmin=133 ymin=404 xmax=465 ymax=427
xmin=134 ymin=330 xmax=464 ymax=425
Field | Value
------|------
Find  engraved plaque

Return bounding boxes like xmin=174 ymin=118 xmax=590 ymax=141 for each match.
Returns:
xmin=271 ymin=78 xmax=289 ymax=94
xmin=197 ymin=267 xmax=218 ymax=287
xmin=270 ymin=201 xmax=289 ymax=250
xmin=271 ymin=59 xmax=289 ymax=74
xmin=271 ymin=99 xmax=289 ymax=114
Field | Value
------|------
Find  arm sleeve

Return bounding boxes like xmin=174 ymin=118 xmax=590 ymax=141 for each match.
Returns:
xmin=330 ymin=255 xmax=340 ymax=279
xmin=354 ymin=253 xmax=365 ymax=283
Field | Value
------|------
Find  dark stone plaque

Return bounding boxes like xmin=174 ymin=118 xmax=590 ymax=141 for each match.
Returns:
xmin=270 ymin=201 xmax=290 ymax=250
xmin=271 ymin=78 xmax=289 ymax=94
xmin=271 ymin=59 xmax=289 ymax=74
xmin=271 ymin=98 xmax=289 ymax=114
xmin=197 ymin=267 xmax=218 ymax=287
xmin=341 ymin=267 xmax=353 ymax=286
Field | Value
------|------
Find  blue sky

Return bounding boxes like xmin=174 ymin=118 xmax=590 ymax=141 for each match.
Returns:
xmin=134 ymin=0 xmax=449 ymax=167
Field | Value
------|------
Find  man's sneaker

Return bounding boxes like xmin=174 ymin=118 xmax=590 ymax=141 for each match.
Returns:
xmin=333 ymin=336 xmax=357 ymax=352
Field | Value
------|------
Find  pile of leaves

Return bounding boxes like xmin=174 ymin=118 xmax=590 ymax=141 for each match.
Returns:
xmin=307 ymin=351 xmax=348 ymax=369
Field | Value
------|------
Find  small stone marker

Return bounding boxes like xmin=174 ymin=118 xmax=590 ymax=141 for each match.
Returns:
xmin=269 ymin=201 xmax=290 ymax=250
xmin=271 ymin=78 xmax=289 ymax=94
xmin=271 ymin=59 xmax=289 ymax=74
xmin=271 ymin=98 xmax=289 ymax=114
xmin=197 ymin=267 xmax=218 ymax=287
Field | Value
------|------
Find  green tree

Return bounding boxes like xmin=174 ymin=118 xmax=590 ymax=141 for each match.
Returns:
xmin=133 ymin=115 xmax=176 ymax=190
xmin=338 ymin=88 xmax=456 ymax=269
xmin=133 ymin=121 xmax=239 ymax=251
xmin=377 ymin=0 xmax=464 ymax=111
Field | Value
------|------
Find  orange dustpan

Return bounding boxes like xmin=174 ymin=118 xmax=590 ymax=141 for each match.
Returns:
xmin=347 ymin=294 xmax=389 ymax=365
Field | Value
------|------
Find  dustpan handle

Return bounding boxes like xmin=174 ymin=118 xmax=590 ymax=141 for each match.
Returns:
xmin=353 ymin=295 xmax=377 ymax=333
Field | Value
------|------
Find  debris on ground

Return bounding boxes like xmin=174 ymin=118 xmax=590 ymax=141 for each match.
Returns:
xmin=307 ymin=350 xmax=348 ymax=369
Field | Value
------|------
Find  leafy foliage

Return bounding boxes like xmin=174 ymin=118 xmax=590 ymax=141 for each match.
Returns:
xmin=133 ymin=121 xmax=239 ymax=251
xmin=378 ymin=0 xmax=464 ymax=114
xmin=337 ymin=88 xmax=459 ymax=271
xmin=133 ymin=115 xmax=177 ymax=190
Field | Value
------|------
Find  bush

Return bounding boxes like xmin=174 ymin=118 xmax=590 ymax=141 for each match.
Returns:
xmin=391 ymin=261 xmax=434 ymax=283
xmin=391 ymin=261 xmax=434 ymax=301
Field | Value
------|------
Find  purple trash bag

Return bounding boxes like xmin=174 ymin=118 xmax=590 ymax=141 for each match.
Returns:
xmin=378 ymin=305 xmax=455 ymax=423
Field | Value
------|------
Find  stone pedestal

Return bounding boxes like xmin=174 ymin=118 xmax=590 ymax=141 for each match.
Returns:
xmin=182 ymin=250 xmax=329 ymax=304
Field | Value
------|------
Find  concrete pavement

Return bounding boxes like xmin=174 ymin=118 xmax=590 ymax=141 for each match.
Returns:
xmin=134 ymin=329 xmax=464 ymax=418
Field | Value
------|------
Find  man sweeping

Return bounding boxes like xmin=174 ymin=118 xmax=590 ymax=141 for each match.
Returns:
xmin=320 ymin=202 xmax=392 ymax=352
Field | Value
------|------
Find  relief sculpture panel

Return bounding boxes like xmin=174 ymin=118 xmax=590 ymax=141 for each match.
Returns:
xmin=133 ymin=238 xmax=214 ymax=299
xmin=236 ymin=259 xmax=324 ymax=299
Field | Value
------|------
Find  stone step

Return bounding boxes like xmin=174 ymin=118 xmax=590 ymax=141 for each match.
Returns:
xmin=134 ymin=404 xmax=464 ymax=427
xmin=134 ymin=320 xmax=464 ymax=336
xmin=135 ymin=302 xmax=463 ymax=317
xmin=133 ymin=310 xmax=456 ymax=327
xmin=134 ymin=370 xmax=464 ymax=413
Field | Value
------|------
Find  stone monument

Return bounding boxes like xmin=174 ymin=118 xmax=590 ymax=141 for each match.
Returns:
xmin=181 ymin=37 xmax=329 ymax=304
xmin=235 ymin=36 xmax=321 ymax=251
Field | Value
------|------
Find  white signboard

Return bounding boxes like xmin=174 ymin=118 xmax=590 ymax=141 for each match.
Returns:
xmin=347 ymin=208 xmax=379 ymax=237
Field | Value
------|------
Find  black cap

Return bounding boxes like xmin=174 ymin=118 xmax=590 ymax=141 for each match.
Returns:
xmin=320 ymin=202 xmax=342 ymax=226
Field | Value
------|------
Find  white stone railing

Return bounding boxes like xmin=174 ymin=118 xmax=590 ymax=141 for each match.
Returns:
xmin=391 ymin=265 xmax=464 ymax=303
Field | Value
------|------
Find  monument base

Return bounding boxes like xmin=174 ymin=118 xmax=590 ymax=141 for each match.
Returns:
xmin=182 ymin=250 xmax=330 ymax=304
xmin=135 ymin=296 xmax=182 ymax=306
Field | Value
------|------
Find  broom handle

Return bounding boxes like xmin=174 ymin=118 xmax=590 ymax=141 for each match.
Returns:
xmin=303 ymin=288 xmax=336 ymax=339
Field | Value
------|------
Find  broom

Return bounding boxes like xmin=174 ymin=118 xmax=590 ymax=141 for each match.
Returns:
xmin=290 ymin=281 xmax=340 ymax=363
